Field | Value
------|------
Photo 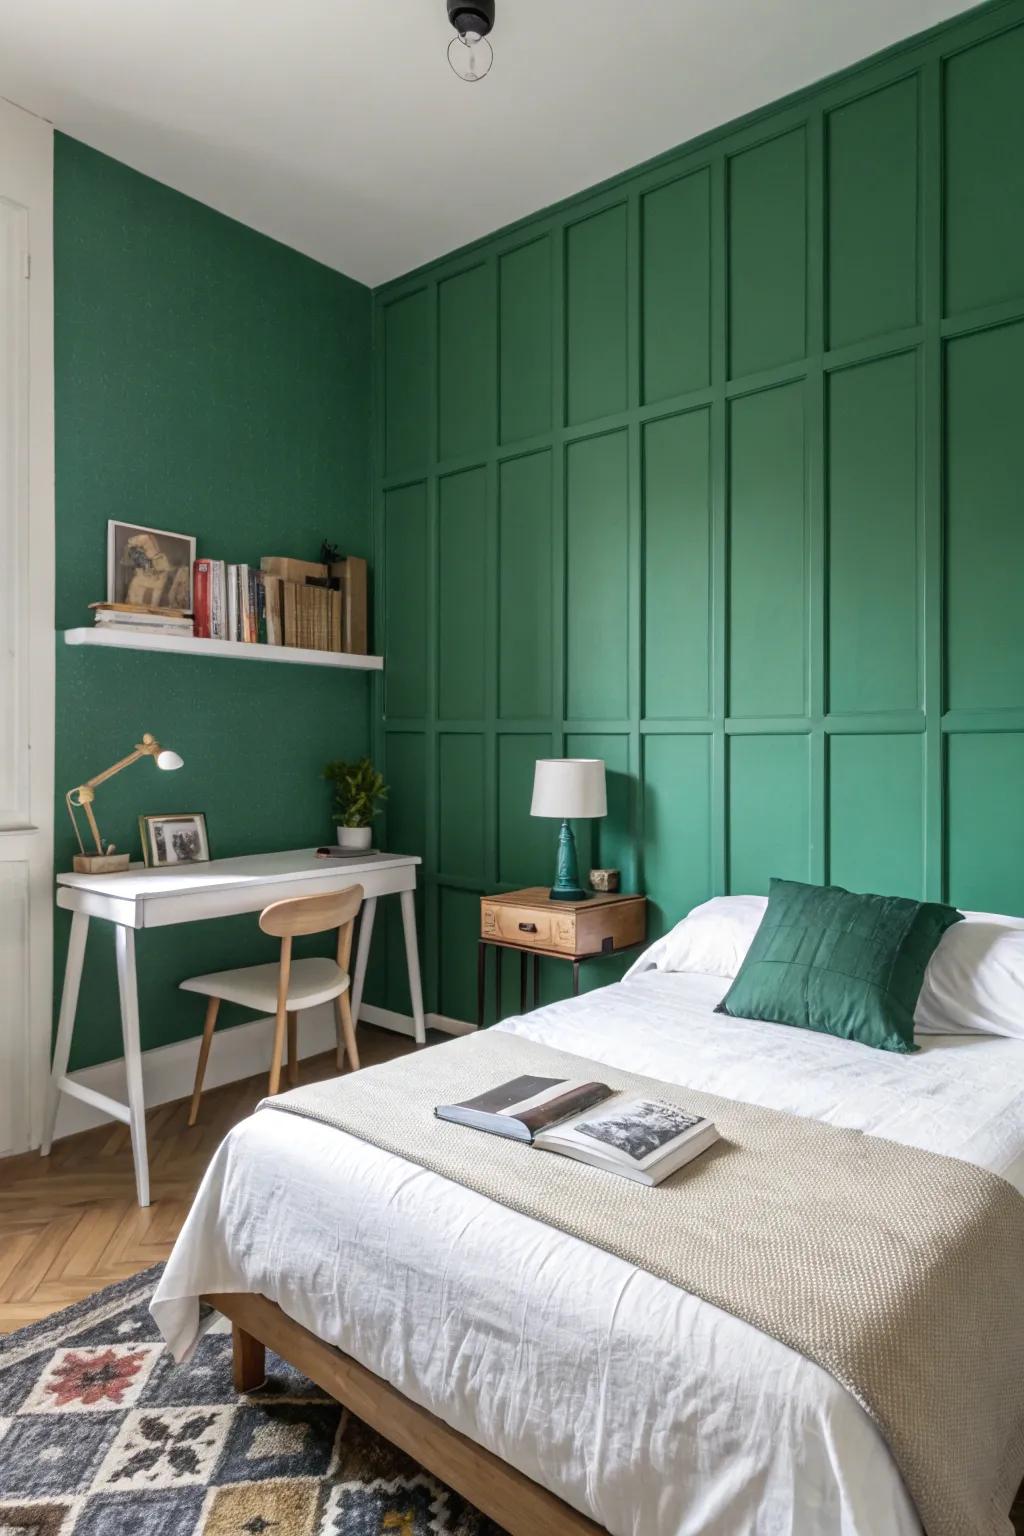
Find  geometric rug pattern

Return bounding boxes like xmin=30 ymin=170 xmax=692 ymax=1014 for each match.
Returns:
xmin=4 ymin=1265 xmax=1022 ymax=1536
xmin=0 ymin=1266 xmax=505 ymax=1536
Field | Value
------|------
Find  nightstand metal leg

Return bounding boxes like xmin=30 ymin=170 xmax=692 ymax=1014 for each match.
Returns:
xmin=495 ymin=945 xmax=502 ymax=1022
xmin=572 ymin=959 xmax=580 ymax=997
xmin=533 ymin=954 xmax=540 ymax=1009
xmin=477 ymin=941 xmax=486 ymax=1028
xmin=520 ymin=951 xmax=527 ymax=1014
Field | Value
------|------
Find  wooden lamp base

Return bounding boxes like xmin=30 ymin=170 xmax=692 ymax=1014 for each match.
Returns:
xmin=72 ymin=852 xmax=131 ymax=875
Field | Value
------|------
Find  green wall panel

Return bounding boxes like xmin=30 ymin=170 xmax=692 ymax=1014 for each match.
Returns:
xmin=948 ymin=733 xmax=1024 ymax=916
xmin=439 ymin=734 xmax=485 ymax=879
xmin=384 ymin=288 xmax=431 ymax=478
xmin=500 ymin=238 xmax=553 ymax=443
xmin=438 ymin=468 xmax=487 ymax=720
xmin=383 ymin=481 xmax=428 ymax=718
xmin=438 ymin=263 xmax=495 ymax=461
xmin=828 ymin=734 xmax=924 ymax=898
xmin=54 ymin=136 xmax=373 ymax=1067
xmin=828 ymin=352 xmax=920 ymax=714
xmin=728 ymin=735 xmax=812 ymax=894
xmin=729 ymin=383 xmax=807 ymax=718
xmin=641 ymin=170 xmax=711 ymax=404
xmin=946 ymin=320 xmax=1024 ymax=711
xmin=945 ymin=25 xmax=1024 ymax=316
xmin=380 ymin=733 xmax=427 ymax=1013
xmin=565 ymin=734 xmax=636 ymax=893
xmin=498 ymin=452 xmax=553 ymax=719
xmin=375 ymin=3 xmax=1024 ymax=1024
xmin=566 ymin=205 xmax=629 ymax=425
xmin=498 ymin=733 xmax=555 ymax=888
xmin=728 ymin=129 xmax=806 ymax=378
xmin=827 ymin=80 xmax=918 ymax=348
xmin=439 ymin=886 xmax=483 ymax=1023
xmin=642 ymin=735 xmax=712 ymax=937
xmin=643 ymin=409 xmax=711 ymax=719
xmin=566 ymin=431 xmax=630 ymax=721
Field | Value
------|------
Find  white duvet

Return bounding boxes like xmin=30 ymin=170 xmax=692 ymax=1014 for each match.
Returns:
xmin=152 ymin=972 xmax=1024 ymax=1536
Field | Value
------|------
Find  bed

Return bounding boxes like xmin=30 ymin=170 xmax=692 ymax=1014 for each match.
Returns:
xmin=152 ymin=918 xmax=1024 ymax=1536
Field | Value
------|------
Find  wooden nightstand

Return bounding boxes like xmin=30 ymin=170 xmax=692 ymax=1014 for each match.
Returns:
xmin=478 ymin=886 xmax=647 ymax=1025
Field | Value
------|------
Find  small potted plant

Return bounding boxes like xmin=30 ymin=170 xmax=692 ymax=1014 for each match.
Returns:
xmin=324 ymin=756 xmax=388 ymax=851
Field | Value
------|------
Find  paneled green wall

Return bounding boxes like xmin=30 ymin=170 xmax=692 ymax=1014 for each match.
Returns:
xmin=373 ymin=1 xmax=1024 ymax=1023
xmin=55 ymin=137 xmax=373 ymax=1068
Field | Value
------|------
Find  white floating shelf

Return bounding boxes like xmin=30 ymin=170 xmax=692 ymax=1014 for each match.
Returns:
xmin=63 ymin=627 xmax=384 ymax=671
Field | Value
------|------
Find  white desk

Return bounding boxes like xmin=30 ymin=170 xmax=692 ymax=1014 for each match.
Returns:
xmin=43 ymin=849 xmax=424 ymax=1206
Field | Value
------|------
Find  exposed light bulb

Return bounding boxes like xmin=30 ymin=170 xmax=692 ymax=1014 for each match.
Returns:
xmin=448 ymin=28 xmax=492 ymax=82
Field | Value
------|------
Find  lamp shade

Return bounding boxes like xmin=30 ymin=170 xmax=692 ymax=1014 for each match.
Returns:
xmin=156 ymin=749 xmax=184 ymax=771
xmin=530 ymin=758 xmax=606 ymax=819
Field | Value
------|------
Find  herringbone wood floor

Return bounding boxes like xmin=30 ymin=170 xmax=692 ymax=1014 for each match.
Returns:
xmin=0 ymin=1023 xmax=428 ymax=1335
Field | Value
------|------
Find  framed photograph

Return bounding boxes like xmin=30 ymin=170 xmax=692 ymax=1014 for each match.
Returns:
xmin=139 ymin=813 xmax=210 ymax=868
xmin=107 ymin=521 xmax=196 ymax=610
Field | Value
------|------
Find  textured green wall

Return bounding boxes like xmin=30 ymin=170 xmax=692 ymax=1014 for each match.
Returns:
xmin=54 ymin=136 xmax=373 ymax=1069
xmin=373 ymin=0 xmax=1024 ymax=1025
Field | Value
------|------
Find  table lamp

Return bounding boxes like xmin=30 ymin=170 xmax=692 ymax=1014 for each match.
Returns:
xmin=65 ymin=732 xmax=184 ymax=874
xmin=530 ymin=758 xmax=607 ymax=902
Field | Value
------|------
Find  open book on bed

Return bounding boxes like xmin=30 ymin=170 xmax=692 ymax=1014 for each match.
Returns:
xmin=436 ymin=1075 xmax=719 ymax=1185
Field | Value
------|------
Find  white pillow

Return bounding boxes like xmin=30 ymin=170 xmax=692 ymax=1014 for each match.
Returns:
xmin=627 ymin=893 xmax=1024 ymax=1042
xmin=625 ymin=895 xmax=767 ymax=981
xmin=914 ymin=910 xmax=1024 ymax=1039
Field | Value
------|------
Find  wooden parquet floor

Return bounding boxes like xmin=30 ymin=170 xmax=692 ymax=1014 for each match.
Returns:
xmin=0 ymin=1023 xmax=428 ymax=1335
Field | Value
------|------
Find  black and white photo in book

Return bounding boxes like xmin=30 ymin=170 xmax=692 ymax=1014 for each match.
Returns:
xmin=574 ymin=1100 xmax=704 ymax=1162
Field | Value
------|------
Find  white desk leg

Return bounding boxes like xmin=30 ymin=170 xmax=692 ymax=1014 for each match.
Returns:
xmin=350 ymin=896 xmax=377 ymax=1024
xmin=400 ymin=888 xmax=426 ymax=1046
xmin=114 ymin=925 xmax=150 ymax=1208
xmin=40 ymin=911 xmax=90 ymax=1157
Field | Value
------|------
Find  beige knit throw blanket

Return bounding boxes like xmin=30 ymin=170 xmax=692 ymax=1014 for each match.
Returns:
xmin=262 ymin=1029 xmax=1024 ymax=1536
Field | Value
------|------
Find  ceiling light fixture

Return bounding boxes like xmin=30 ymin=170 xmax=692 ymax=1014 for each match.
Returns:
xmin=446 ymin=0 xmax=495 ymax=82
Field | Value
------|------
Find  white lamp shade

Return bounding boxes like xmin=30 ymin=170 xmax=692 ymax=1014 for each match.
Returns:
xmin=530 ymin=758 xmax=607 ymax=819
xmin=156 ymin=749 xmax=184 ymax=771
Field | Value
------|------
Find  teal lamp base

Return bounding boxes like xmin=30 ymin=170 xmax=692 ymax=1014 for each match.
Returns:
xmin=549 ymin=818 xmax=589 ymax=902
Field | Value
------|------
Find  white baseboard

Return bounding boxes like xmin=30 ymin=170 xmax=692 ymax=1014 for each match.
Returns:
xmin=49 ymin=1003 xmax=475 ymax=1144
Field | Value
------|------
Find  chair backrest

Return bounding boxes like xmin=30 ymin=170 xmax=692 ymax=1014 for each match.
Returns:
xmin=259 ymin=884 xmax=364 ymax=939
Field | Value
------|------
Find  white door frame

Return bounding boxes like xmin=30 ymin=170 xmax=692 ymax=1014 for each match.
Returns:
xmin=0 ymin=97 xmax=55 ymax=1157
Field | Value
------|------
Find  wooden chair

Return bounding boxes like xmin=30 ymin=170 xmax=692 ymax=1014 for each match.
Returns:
xmin=181 ymin=885 xmax=364 ymax=1126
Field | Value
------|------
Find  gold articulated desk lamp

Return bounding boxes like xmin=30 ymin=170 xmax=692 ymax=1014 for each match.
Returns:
xmin=66 ymin=733 xmax=184 ymax=874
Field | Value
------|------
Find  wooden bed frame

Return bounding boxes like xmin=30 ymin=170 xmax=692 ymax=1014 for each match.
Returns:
xmin=206 ymin=1292 xmax=606 ymax=1536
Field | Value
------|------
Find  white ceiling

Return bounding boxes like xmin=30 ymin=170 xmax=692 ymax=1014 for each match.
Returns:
xmin=0 ymin=0 xmax=968 ymax=288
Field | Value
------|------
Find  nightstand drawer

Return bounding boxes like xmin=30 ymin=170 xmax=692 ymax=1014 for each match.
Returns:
xmin=481 ymin=901 xmax=573 ymax=951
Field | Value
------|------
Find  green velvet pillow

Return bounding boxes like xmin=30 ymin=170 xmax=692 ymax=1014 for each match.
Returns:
xmin=715 ymin=878 xmax=962 ymax=1053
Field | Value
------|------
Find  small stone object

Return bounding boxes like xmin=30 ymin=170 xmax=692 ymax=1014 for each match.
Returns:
xmin=589 ymin=868 xmax=620 ymax=893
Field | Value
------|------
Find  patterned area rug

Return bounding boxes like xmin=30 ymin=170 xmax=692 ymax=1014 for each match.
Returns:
xmin=3 ymin=1266 xmax=1021 ymax=1536
xmin=0 ymin=1266 xmax=505 ymax=1536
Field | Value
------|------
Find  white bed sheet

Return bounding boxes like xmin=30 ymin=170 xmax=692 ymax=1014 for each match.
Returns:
xmin=152 ymin=972 xmax=1024 ymax=1536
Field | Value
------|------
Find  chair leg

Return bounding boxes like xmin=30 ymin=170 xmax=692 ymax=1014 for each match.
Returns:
xmin=287 ymin=1011 xmax=298 ymax=1085
xmin=188 ymin=996 xmax=221 ymax=1127
xmin=336 ymin=989 xmax=359 ymax=1072
xmin=268 ymin=1002 xmax=288 ymax=1097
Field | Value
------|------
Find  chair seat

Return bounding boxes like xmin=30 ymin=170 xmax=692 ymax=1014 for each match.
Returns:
xmin=180 ymin=956 xmax=349 ymax=1013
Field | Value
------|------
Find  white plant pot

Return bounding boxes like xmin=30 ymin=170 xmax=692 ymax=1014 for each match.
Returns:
xmin=337 ymin=825 xmax=373 ymax=851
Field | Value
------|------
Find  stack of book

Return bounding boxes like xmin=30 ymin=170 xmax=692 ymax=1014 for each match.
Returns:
xmin=89 ymin=603 xmax=194 ymax=638
xmin=191 ymin=554 xmax=367 ymax=655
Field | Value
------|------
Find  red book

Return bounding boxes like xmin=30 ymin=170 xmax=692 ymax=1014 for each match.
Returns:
xmin=193 ymin=559 xmax=212 ymax=639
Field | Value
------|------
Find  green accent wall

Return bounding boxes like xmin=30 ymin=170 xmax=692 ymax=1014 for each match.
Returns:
xmin=54 ymin=136 xmax=373 ymax=1069
xmin=372 ymin=0 xmax=1024 ymax=1023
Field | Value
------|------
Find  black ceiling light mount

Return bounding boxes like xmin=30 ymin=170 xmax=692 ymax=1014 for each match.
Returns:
xmin=446 ymin=0 xmax=495 ymax=82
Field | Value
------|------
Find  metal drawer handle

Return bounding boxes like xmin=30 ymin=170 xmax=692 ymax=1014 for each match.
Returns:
xmin=518 ymin=922 xmax=538 ymax=933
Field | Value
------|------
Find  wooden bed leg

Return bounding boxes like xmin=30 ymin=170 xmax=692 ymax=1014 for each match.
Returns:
xmin=232 ymin=1323 xmax=267 ymax=1392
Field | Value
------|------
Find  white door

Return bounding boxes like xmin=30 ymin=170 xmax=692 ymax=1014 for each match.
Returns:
xmin=0 ymin=100 xmax=54 ymax=1157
